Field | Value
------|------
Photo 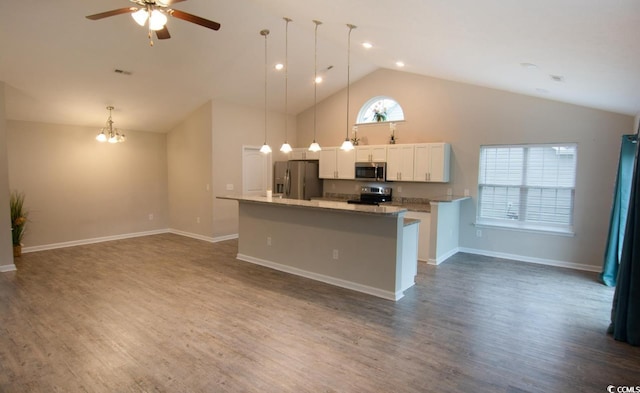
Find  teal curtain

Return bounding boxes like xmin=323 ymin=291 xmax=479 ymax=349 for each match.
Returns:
xmin=608 ymin=135 xmax=640 ymax=346
xmin=600 ymin=135 xmax=637 ymax=286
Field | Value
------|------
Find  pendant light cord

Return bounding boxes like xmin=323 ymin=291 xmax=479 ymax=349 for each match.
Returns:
xmin=346 ymin=24 xmax=356 ymax=142
xmin=261 ymin=29 xmax=269 ymax=145
xmin=284 ymin=18 xmax=291 ymax=143
xmin=313 ymin=20 xmax=322 ymax=143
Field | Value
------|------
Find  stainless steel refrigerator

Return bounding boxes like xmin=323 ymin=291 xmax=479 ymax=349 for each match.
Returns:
xmin=274 ymin=160 xmax=323 ymax=200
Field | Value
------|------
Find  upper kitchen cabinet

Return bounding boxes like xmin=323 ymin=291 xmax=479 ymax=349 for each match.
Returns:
xmin=290 ymin=148 xmax=320 ymax=161
xmin=386 ymin=144 xmax=415 ymax=181
xmin=355 ymin=145 xmax=387 ymax=162
xmin=414 ymin=143 xmax=451 ymax=182
xmin=319 ymin=147 xmax=356 ymax=179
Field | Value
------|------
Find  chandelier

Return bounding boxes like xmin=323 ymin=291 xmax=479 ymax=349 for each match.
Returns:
xmin=96 ymin=106 xmax=126 ymax=144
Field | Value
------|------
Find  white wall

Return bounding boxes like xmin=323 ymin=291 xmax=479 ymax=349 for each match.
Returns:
xmin=211 ymin=99 xmax=295 ymax=238
xmin=0 ymin=82 xmax=15 ymax=271
xmin=6 ymin=120 xmax=169 ymax=248
xmin=296 ymin=68 xmax=634 ymax=269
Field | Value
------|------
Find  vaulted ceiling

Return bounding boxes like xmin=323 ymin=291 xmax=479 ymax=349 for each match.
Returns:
xmin=1 ymin=0 xmax=638 ymax=133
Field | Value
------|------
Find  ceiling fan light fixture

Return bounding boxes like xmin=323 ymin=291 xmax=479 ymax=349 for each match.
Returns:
xmin=131 ymin=8 xmax=148 ymax=26
xmin=149 ymin=9 xmax=168 ymax=31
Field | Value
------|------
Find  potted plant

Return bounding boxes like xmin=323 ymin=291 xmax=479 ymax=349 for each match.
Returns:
xmin=10 ymin=191 xmax=28 ymax=257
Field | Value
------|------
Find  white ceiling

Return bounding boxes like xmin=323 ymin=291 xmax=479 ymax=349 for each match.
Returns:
xmin=1 ymin=0 xmax=639 ymax=133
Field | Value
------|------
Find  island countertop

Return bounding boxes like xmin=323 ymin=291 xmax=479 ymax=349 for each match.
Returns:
xmin=217 ymin=195 xmax=407 ymax=216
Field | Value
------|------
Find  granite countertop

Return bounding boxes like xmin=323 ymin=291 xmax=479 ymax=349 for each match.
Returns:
xmin=217 ymin=195 xmax=407 ymax=216
xmin=313 ymin=194 xmax=470 ymax=213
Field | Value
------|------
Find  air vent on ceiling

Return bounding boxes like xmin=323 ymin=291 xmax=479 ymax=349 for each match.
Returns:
xmin=114 ymin=69 xmax=133 ymax=76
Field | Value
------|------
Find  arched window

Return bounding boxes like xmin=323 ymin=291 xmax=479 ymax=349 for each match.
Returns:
xmin=356 ymin=96 xmax=405 ymax=124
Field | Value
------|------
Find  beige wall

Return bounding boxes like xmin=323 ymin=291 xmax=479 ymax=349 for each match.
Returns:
xmin=211 ymin=99 xmax=295 ymax=237
xmin=0 ymin=83 xmax=14 ymax=269
xmin=167 ymin=102 xmax=214 ymax=237
xmin=6 ymin=120 xmax=168 ymax=247
xmin=296 ymin=68 xmax=634 ymax=269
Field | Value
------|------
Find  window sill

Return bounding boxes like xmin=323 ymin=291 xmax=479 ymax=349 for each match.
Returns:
xmin=475 ymin=221 xmax=575 ymax=237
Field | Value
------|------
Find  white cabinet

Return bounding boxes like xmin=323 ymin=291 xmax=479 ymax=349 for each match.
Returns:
xmin=405 ymin=211 xmax=431 ymax=262
xmin=319 ymin=147 xmax=356 ymax=179
xmin=386 ymin=145 xmax=415 ymax=181
xmin=289 ymin=148 xmax=319 ymax=160
xmin=414 ymin=143 xmax=450 ymax=182
xmin=355 ymin=145 xmax=387 ymax=162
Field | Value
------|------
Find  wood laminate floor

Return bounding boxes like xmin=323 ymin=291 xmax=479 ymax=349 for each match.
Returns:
xmin=0 ymin=233 xmax=638 ymax=392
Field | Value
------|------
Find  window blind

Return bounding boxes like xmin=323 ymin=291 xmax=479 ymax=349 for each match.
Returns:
xmin=478 ymin=143 xmax=577 ymax=233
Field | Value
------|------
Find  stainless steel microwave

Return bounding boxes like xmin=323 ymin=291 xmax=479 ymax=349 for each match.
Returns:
xmin=355 ymin=162 xmax=387 ymax=181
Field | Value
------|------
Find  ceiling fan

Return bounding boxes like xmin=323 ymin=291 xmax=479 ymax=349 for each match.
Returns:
xmin=86 ymin=0 xmax=221 ymax=45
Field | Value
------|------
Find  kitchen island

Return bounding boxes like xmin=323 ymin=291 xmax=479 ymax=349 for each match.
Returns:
xmin=217 ymin=196 xmax=419 ymax=301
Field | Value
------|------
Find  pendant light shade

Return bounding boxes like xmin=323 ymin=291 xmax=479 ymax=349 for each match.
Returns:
xmin=308 ymin=20 xmax=323 ymax=152
xmin=340 ymin=24 xmax=356 ymax=151
xmin=260 ymin=29 xmax=272 ymax=154
xmin=280 ymin=17 xmax=293 ymax=154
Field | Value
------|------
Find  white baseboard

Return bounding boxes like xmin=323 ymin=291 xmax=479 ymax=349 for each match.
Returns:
xmin=22 ymin=229 xmax=170 ymax=253
xmin=427 ymin=247 xmax=460 ymax=266
xmin=19 ymin=229 xmax=238 ymax=254
xmin=168 ymin=229 xmax=238 ymax=243
xmin=237 ymin=253 xmax=402 ymax=301
xmin=0 ymin=264 xmax=16 ymax=272
xmin=458 ymin=247 xmax=601 ymax=272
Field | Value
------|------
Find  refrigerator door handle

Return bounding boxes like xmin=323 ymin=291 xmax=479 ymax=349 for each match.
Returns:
xmin=284 ymin=169 xmax=291 ymax=196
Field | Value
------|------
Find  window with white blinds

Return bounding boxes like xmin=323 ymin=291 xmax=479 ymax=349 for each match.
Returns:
xmin=477 ymin=143 xmax=577 ymax=234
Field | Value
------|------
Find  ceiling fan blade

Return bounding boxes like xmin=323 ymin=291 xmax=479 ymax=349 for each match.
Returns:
xmin=168 ymin=9 xmax=221 ymax=31
xmin=156 ymin=26 xmax=171 ymax=40
xmin=86 ymin=7 xmax=137 ymax=20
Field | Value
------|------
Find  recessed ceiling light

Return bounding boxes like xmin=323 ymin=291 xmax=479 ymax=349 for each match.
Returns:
xmin=362 ymin=42 xmax=373 ymax=49
xmin=521 ymin=62 xmax=538 ymax=69
xmin=395 ymin=61 xmax=405 ymax=68
xmin=315 ymin=76 xmax=323 ymax=84
xmin=550 ymin=74 xmax=564 ymax=82
xmin=275 ymin=63 xmax=284 ymax=70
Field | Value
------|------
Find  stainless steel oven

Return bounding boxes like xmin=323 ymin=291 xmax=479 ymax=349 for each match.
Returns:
xmin=355 ymin=162 xmax=386 ymax=181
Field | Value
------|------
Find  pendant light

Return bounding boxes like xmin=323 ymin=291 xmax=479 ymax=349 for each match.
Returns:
xmin=259 ymin=29 xmax=272 ymax=154
xmin=340 ymin=24 xmax=356 ymax=151
xmin=280 ymin=17 xmax=293 ymax=154
xmin=308 ymin=20 xmax=322 ymax=153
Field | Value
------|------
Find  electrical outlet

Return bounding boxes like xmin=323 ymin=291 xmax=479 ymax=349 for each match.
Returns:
xmin=476 ymin=229 xmax=482 ymax=237
xmin=332 ymin=249 xmax=339 ymax=260
xmin=196 ymin=217 xmax=200 ymax=224
xmin=464 ymin=189 xmax=470 ymax=197
xmin=226 ymin=184 xmax=234 ymax=191
xmin=267 ymin=237 xmax=272 ymax=246
xmin=397 ymin=186 xmax=403 ymax=193
xmin=206 ymin=184 xmax=210 ymax=191
xmin=148 ymin=213 xmax=154 ymax=220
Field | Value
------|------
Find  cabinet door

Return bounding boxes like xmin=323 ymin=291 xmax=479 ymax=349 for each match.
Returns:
xmin=427 ymin=143 xmax=450 ymax=182
xmin=414 ymin=144 xmax=430 ymax=182
xmin=370 ymin=146 xmax=387 ymax=162
xmin=355 ymin=147 xmax=371 ymax=162
xmin=415 ymin=143 xmax=450 ymax=182
xmin=387 ymin=145 xmax=414 ymax=181
xmin=319 ymin=148 xmax=337 ymax=179
xmin=305 ymin=150 xmax=320 ymax=160
xmin=336 ymin=148 xmax=356 ymax=179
